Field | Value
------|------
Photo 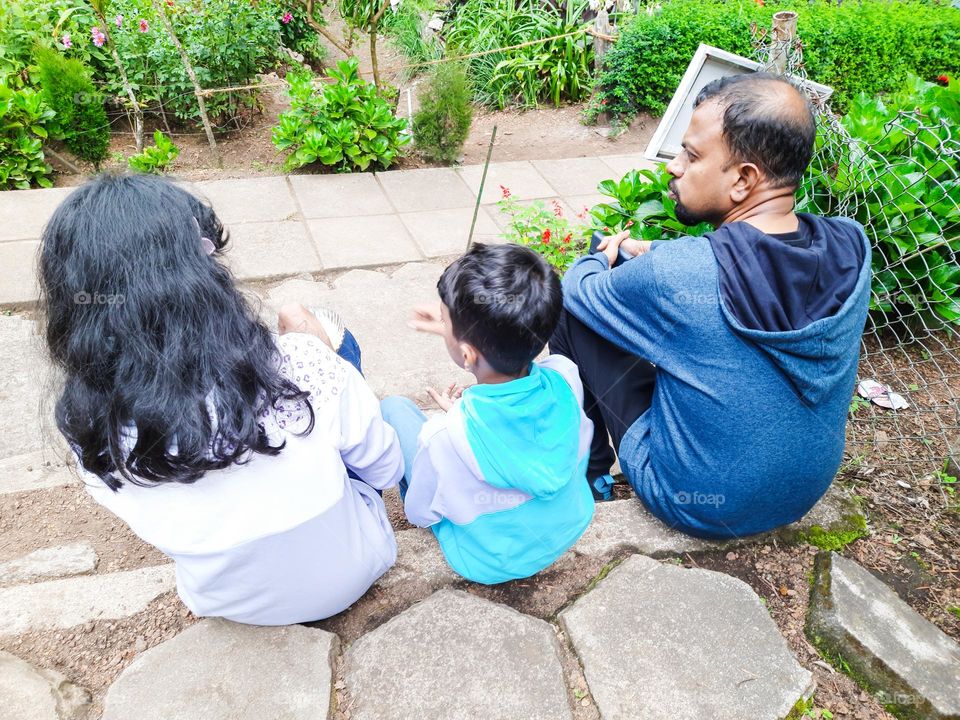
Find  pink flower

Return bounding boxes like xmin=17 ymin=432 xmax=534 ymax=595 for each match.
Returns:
xmin=500 ymin=184 xmax=511 ymax=199
xmin=282 ymin=11 xmax=293 ymax=23
xmin=61 ymin=33 xmax=73 ymax=49
xmin=115 ymin=14 xmax=123 ymax=27
xmin=91 ymin=27 xmax=106 ymax=47
xmin=551 ymin=200 xmax=563 ymax=217
xmin=139 ymin=19 xmax=149 ymax=32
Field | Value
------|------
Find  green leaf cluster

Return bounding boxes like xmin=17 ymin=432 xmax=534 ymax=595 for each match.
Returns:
xmin=413 ymin=63 xmax=473 ymax=164
xmin=445 ymin=0 xmax=593 ymax=109
xmin=127 ymin=129 xmax=179 ymax=173
xmin=0 ymin=77 xmax=55 ymax=189
xmin=592 ymin=0 xmax=960 ymax=120
xmin=272 ymin=58 xmax=409 ymax=172
xmin=798 ymin=76 xmax=960 ymax=330
xmin=35 ymin=47 xmax=110 ymax=166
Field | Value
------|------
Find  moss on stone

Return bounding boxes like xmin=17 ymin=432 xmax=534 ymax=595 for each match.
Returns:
xmin=798 ymin=513 xmax=869 ymax=551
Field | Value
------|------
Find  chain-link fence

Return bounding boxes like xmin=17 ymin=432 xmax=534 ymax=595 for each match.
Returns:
xmin=751 ymin=21 xmax=960 ymax=514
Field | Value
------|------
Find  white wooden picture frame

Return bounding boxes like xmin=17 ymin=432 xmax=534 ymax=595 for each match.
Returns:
xmin=643 ymin=44 xmax=834 ymax=163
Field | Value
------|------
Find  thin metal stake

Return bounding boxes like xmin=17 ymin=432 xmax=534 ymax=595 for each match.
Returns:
xmin=466 ymin=125 xmax=497 ymax=252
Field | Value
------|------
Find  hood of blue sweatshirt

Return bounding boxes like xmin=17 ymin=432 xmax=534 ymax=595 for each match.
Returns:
xmin=706 ymin=214 xmax=872 ymax=405
xmin=457 ymin=363 xmax=581 ymax=497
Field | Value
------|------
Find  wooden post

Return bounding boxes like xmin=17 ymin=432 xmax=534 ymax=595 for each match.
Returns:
xmin=593 ymin=9 xmax=612 ymax=72
xmin=768 ymin=10 xmax=798 ymax=75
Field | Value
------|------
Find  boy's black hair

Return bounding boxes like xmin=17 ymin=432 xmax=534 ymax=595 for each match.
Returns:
xmin=437 ymin=243 xmax=562 ymax=375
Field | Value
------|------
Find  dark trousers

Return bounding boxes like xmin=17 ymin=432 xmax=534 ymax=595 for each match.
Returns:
xmin=549 ymin=309 xmax=657 ymax=479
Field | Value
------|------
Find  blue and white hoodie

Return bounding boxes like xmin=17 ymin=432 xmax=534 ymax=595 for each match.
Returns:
xmin=404 ymin=355 xmax=595 ymax=584
xmin=84 ymin=332 xmax=403 ymax=626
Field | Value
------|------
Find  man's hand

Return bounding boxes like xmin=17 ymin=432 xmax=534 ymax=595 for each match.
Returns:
xmin=426 ymin=382 xmax=463 ymax=412
xmin=408 ymin=304 xmax=445 ymax=336
xmin=597 ymin=230 xmax=653 ymax=267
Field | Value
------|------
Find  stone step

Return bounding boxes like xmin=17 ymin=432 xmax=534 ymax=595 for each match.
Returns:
xmin=807 ymin=551 xmax=960 ymax=719
xmin=343 ymin=589 xmax=573 ymax=720
xmin=0 ymin=542 xmax=97 ymax=586
xmin=0 ymin=450 xmax=76 ymax=495
xmin=0 ymin=564 xmax=175 ymax=637
xmin=102 ymin=619 xmax=337 ymax=720
xmin=0 ymin=315 xmax=49 ymax=460
xmin=559 ymin=554 xmax=814 ymax=720
xmin=0 ymin=650 xmax=91 ymax=720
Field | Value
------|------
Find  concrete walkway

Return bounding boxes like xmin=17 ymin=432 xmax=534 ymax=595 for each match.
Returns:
xmin=0 ymin=154 xmax=655 ymax=306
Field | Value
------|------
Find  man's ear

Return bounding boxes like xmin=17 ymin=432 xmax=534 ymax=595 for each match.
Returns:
xmin=730 ymin=162 xmax=762 ymax=203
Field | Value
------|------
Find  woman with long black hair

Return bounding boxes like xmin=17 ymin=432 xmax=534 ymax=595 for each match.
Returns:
xmin=39 ymin=173 xmax=403 ymax=625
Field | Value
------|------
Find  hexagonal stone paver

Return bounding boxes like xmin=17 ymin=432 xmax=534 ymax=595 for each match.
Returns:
xmin=807 ymin=552 xmax=960 ymax=719
xmin=103 ymin=619 xmax=338 ymax=720
xmin=560 ymin=555 xmax=813 ymax=720
xmin=344 ymin=589 xmax=573 ymax=720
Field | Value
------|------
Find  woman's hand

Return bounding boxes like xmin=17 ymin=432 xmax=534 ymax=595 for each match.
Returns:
xmin=426 ymin=382 xmax=463 ymax=412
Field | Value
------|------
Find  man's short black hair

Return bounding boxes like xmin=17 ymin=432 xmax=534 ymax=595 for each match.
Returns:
xmin=438 ymin=243 xmax=562 ymax=375
xmin=693 ymin=72 xmax=815 ymax=188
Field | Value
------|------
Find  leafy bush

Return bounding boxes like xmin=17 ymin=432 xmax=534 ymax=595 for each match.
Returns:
xmin=0 ymin=76 xmax=55 ymax=189
xmin=270 ymin=1 xmax=329 ymax=66
xmin=272 ymin=59 xmax=409 ymax=172
xmin=382 ymin=2 xmax=441 ymax=69
xmin=445 ymin=0 xmax=593 ymax=108
xmin=798 ymin=76 xmax=960 ymax=328
xmin=35 ymin=48 xmax=110 ymax=166
xmin=498 ymin=188 xmax=590 ymax=274
xmin=413 ymin=63 xmax=473 ymax=164
xmin=592 ymin=0 xmax=960 ymax=119
xmin=0 ymin=0 xmax=102 ymax=80
xmin=590 ymin=166 xmax=711 ymax=240
xmin=128 ymin=129 xmax=179 ymax=173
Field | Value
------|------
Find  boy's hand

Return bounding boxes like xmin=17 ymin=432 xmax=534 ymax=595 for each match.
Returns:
xmin=597 ymin=231 xmax=652 ymax=266
xmin=408 ymin=304 xmax=445 ymax=336
xmin=426 ymin=382 xmax=463 ymax=412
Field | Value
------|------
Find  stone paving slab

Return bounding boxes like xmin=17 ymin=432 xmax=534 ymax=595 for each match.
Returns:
xmin=807 ymin=551 xmax=960 ymax=719
xmin=0 ymin=565 xmax=175 ymax=636
xmin=398 ymin=206 xmax=500 ymax=258
xmin=560 ymin=555 xmax=813 ymax=720
xmin=0 ymin=240 xmax=42 ymax=305
xmin=0 ymin=650 xmax=91 ymax=720
xmin=0 ymin=450 xmax=76 ymax=496
xmin=598 ymin=153 xmax=659 ymax=179
xmin=0 ymin=543 xmax=97 ymax=586
xmin=102 ymin=619 xmax=338 ymax=720
xmin=289 ymin=173 xmax=394 ymax=219
xmin=307 ymin=214 xmax=424 ymax=269
xmin=0 ymin=315 xmax=49 ymax=458
xmin=194 ymin=176 xmax=298 ymax=225
xmin=344 ymin=589 xmax=573 ymax=720
xmin=0 ymin=186 xmax=75 ymax=242
xmin=459 ymin=160 xmax=557 ymax=205
xmin=532 ymin=157 xmax=622 ymax=197
xmin=223 ymin=221 xmax=322 ymax=281
xmin=376 ymin=167 xmax=476 ymax=212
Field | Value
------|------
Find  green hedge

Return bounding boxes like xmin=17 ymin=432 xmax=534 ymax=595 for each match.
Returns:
xmin=593 ymin=0 xmax=960 ymax=117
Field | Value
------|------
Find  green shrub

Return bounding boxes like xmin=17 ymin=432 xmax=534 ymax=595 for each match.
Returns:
xmin=272 ymin=59 xmax=409 ymax=172
xmin=128 ymin=129 xmax=179 ymax=173
xmin=498 ymin=190 xmax=590 ymax=274
xmin=35 ymin=48 xmax=110 ymax=166
xmin=382 ymin=2 xmax=441 ymax=71
xmin=798 ymin=76 xmax=960 ymax=329
xmin=0 ymin=76 xmax=55 ymax=189
xmin=445 ymin=0 xmax=593 ymax=109
xmin=593 ymin=0 xmax=960 ymax=118
xmin=413 ymin=63 xmax=473 ymax=164
xmin=269 ymin=1 xmax=329 ymax=66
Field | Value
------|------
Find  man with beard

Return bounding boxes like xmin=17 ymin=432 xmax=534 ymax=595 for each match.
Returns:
xmin=550 ymin=72 xmax=871 ymax=538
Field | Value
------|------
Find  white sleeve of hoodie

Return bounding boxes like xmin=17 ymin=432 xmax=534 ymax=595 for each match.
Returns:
xmin=403 ymin=415 xmax=448 ymax=528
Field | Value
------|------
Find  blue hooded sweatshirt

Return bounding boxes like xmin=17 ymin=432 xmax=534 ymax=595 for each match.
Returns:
xmin=561 ymin=214 xmax=871 ymax=539
xmin=404 ymin=356 xmax=595 ymax=584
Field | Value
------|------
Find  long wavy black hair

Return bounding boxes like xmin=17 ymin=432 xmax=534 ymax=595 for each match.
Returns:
xmin=39 ymin=173 xmax=313 ymax=491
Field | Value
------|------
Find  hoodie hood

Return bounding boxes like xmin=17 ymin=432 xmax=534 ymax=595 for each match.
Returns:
xmin=707 ymin=215 xmax=872 ymax=405
xmin=455 ymin=363 xmax=581 ymax=497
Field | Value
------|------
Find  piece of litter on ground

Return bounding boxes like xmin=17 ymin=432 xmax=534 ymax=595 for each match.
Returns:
xmin=896 ymin=480 xmax=912 ymax=489
xmin=857 ymin=378 xmax=910 ymax=410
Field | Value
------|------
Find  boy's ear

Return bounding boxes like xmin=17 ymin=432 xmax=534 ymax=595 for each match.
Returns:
xmin=460 ymin=342 xmax=479 ymax=371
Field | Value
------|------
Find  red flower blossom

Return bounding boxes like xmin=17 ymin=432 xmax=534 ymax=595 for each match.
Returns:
xmin=937 ymin=74 xmax=950 ymax=84
xmin=552 ymin=200 xmax=563 ymax=217
xmin=500 ymin=184 xmax=511 ymax=199
xmin=600 ymin=99 xmax=607 ymax=105
xmin=541 ymin=229 xmax=551 ymax=243
xmin=562 ymin=233 xmax=572 ymax=244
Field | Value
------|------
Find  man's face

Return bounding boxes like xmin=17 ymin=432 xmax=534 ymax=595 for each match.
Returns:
xmin=665 ymin=99 xmax=741 ymax=227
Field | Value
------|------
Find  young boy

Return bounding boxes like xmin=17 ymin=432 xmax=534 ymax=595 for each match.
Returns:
xmin=381 ymin=243 xmax=595 ymax=585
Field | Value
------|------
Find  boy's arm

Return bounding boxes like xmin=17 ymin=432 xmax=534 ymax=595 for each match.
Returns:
xmin=338 ymin=364 xmax=404 ymax=490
